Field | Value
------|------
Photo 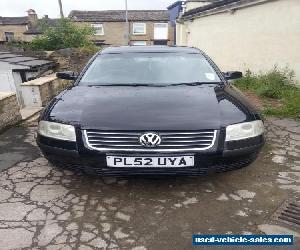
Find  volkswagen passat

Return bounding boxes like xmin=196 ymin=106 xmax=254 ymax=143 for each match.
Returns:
xmin=37 ymin=46 xmax=264 ymax=176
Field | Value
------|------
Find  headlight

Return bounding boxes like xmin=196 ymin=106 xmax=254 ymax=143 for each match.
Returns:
xmin=38 ymin=121 xmax=76 ymax=141
xmin=225 ymin=120 xmax=264 ymax=141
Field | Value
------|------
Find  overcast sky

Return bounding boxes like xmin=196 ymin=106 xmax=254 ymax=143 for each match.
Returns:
xmin=0 ymin=0 xmax=176 ymax=18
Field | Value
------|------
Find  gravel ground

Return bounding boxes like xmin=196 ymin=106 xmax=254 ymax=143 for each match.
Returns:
xmin=0 ymin=118 xmax=299 ymax=250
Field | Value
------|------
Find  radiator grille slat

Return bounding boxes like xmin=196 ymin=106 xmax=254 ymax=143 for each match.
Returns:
xmin=84 ymin=130 xmax=217 ymax=152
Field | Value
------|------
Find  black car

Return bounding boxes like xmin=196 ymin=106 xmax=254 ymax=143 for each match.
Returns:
xmin=37 ymin=46 xmax=264 ymax=176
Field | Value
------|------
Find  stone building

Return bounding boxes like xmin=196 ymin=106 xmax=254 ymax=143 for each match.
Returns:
xmin=69 ymin=10 xmax=175 ymax=46
xmin=0 ymin=9 xmax=38 ymax=43
xmin=1 ymin=9 xmax=175 ymax=46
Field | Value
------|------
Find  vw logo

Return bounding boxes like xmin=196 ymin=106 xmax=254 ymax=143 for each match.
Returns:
xmin=139 ymin=132 xmax=161 ymax=148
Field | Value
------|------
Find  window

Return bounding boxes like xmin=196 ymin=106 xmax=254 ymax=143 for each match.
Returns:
xmin=4 ymin=32 xmax=14 ymax=42
xmin=91 ymin=24 xmax=104 ymax=35
xmin=80 ymin=53 xmax=221 ymax=86
xmin=154 ymin=23 xmax=168 ymax=40
xmin=131 ymin=41 xmax=147 ymax=46
xmin=132 ymin=23 xmax=146 ymax=35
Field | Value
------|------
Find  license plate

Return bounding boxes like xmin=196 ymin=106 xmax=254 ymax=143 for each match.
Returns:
xmin=106 ymin=156 xmax=194 ymax=168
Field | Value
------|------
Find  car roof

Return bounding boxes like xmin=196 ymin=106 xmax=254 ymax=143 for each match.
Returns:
xmin=100 ymin=46 xmax=202 ymax=54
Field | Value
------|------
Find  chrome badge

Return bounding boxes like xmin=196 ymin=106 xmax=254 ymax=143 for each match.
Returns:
xmin=139 ymin=133 xmax=161 ymax=148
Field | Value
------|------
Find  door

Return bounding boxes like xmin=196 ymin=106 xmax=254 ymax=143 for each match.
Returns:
xmin=154 ymin=23 xmax=168 ymax=40
xmin=153 ymin=40 xmax=168 ymax=45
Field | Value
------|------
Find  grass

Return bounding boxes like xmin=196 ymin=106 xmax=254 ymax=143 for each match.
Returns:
xmin=233 ymin=67 xmax=300 ymax=119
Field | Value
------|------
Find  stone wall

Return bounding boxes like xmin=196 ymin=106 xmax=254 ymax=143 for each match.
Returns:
xmin=0 ymin=92 xmax=22 ymax=131
xmin=21 ymin=75 xmax=72 ymax=107
xmin=48 ymin=48 xmax=97 ymax=73
xmin=39 ymin=78 xmax=70 ymax=106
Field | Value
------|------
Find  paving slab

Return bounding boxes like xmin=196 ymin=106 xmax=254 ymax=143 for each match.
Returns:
xmin=0 ymin=118 xmax=299 ymax=249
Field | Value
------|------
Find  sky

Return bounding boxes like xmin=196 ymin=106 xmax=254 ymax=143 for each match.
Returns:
xmin=0 ymin=0 xmax=177 ymax=18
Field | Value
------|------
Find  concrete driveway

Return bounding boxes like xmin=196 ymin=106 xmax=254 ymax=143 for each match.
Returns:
xmin=0 ymin=118 xmax=299 ymax=250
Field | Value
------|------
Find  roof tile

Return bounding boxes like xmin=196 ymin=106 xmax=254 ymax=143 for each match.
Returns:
xmin=0 ymin=16 xmax=28 ymax=25
xmin=69 ymin=10 xmax=170 ymax=22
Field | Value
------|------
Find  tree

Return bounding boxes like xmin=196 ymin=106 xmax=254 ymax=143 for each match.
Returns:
xmin=29 ymin=19 xmax=96 ymax=51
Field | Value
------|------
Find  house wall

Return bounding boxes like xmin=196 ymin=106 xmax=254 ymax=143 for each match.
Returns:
xmin=80 ymin=22 xmax=127 ymax=45
xmin=23 ymin=34 xmax=36 ymax=42
xmin=0 ymin=25 xmax=28 ymax=42
xmin=0 ymin=69 xmax=15 ymax=92
xmin=77 ymin=21 xmax=174 ymax=45
xmin=129 ymin=21 xmax=174 ymax=45
xmin=177 ymin=0 xmax=300 ymax=83
xmin=168 ymin=2 xmax=184 ymax=44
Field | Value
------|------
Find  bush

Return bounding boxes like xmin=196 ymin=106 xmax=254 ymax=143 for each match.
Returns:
xmin=28 ymin=18 xmax=96 ymax=51
xmin=6 ymin=40 xmax=28 ymax=49
xmin=234 ymin=67 xmax=296 ymax=98
xmin=234 ymin=67 xmax=300 ymax=119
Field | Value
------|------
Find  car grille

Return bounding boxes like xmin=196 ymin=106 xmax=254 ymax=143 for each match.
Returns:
xmin=83 ymin=130 xmax=217 ymax=152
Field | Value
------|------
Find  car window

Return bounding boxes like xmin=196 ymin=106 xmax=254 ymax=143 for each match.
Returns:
xmin=79 ymin=53 xmax=221 ymax=85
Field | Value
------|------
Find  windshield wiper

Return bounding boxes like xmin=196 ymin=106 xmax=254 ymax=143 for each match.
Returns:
xmin=166 ymin=82 xmax=220 ymax=86
xmin=86 ymin=83 xmax=155 ymax=87
xmin=84 ymin=82 xmax=220 ymax=87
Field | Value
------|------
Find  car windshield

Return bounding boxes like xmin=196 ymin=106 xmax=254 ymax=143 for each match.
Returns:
xmin=79 ymin=53 xmax=221 ymax=86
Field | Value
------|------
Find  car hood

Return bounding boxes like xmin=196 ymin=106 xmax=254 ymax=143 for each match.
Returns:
xmin=46 ymin=85 xmax=254 ymax=130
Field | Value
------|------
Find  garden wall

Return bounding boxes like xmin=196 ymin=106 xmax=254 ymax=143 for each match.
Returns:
xmin=21 ymin=74 xmax=71 ymax=107
xmin=0 ymin=92 xmax=22 ymax=131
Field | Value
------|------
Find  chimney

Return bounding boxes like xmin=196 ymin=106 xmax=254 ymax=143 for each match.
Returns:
xmin=27 ymin=9 xmax=38 ymax=23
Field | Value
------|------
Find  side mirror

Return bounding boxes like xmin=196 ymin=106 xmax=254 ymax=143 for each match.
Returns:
xmin=223 ymin=71 xmax=243 ymax=80
xmin=56 ymin=71 xmax=78 ymax=80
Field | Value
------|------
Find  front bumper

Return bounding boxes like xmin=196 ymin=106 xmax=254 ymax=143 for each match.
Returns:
xmin=37 ymin=134 xmax=264 ymax=176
